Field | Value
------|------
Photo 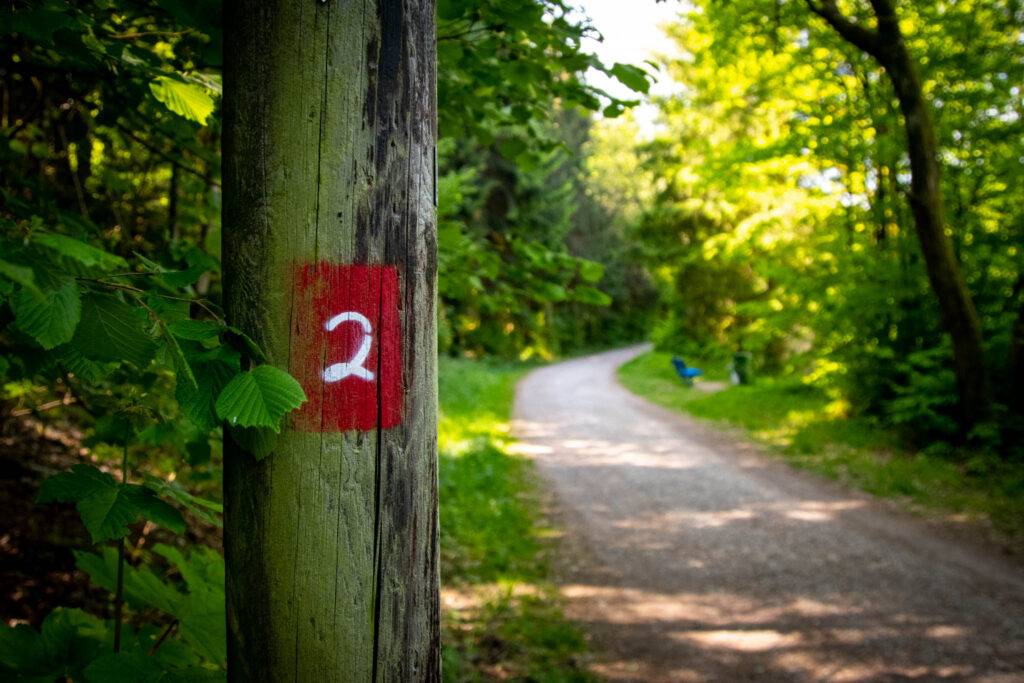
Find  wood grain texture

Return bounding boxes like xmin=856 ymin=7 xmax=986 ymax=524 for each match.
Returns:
xmin=222 ymin=1 xmax=439 ymax=680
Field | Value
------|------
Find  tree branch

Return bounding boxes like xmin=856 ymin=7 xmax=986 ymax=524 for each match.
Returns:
xmin=804 ymin=0 xmax=884 ymax=59
xmin=867 ymin=0 xmax=901 ymax=42
xmin=107 ymin=29 xmax=193 ymax=40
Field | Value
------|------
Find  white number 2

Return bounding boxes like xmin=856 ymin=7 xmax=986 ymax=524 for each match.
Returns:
xmin=322 ymin=312 xmax=375 ymax=383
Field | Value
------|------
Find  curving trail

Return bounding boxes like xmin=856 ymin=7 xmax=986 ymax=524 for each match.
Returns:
xmin=512 ymin=345 xmax=1024 ymax=682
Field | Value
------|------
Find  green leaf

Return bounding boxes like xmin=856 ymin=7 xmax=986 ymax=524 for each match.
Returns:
xmin=169 ymin=320 xmax=221 ymax=341
xmin=185 ymin=439 xmax=211 ymax=466
xmin=222 ymin=326 xmax=267 ymax=363
xmin=0 ymin=258 xmax=43 ymax=299
xmin=153 ymin=544 xmax=224 ymax=599
xmin=499 ymin=138 xmax=527 ymax=161
xmin=38 ymin=466 xmax=184 ymax=542
xmin=124 ymin=485 xmax=186 ymax=536
xmin=149 ymin=76 xmax=215 ymax=124
xmin=538 ymin=282 xmax=567 ymax=302
xmin=4 ymin=6 xmax=73 ymax=44
xmin=37 ymin=464 xmax=113 ymax=504
xmin=152 ymin=545 xmax=226 ymax=665
xmin=84 ymin=414 xmax=131 ymax=447
xmin=175 ymin=598 xmax=226 ymax=667
xmin=573 ymin=285 xmax=613 ymax=307
xmin=11 ymin=278 xmax=81 ymax=349
xmin=33 ymin=233 xmax=127 ymax=272
xmin=227 ymin=425 xmax=278 ymax=462
xmin=176 ymin=346 xmax=239 ymax=432
xmin=76 ymin=557 xmax=222 ymax=676
xmin=144 ymin=477 xmax=222 ymax=527
xmin=0 ymin=608 xmax=108 ymax=680
xmin=160 ymin=320 xmax=199 ymax=391
xmin=84 ymin=652 xmax=165 ymax=683
xmin=215 ymin=365 xmax=306 ymax=432
xmin=437 ymin=0 xmax=464 ymax=21
xmin=162 ymin=264 xmax=206 ymax=288
xmin=166 ymin=667 xmax=227 ymax=682
xmin=0 ymin=623 xmax=46 ymax=674
xmin=0 ymin=607 xmax=108 ymax=680
xmin=579 ymin=259 xmax=605 ymax=283
xmin=72 ymin=292 xmax=157 ymax=367
xmin=56 ymin=346 xmax=118 ymax=383
xmin=74 ymin=486 xmax=137 ymax=543
xmin=602 ymin=102 xmax=626 ymax=118
xmin=75 ymin=548 xmax=182 ymax=616
xmin=609 ymin=62 xmax=651 ymax=94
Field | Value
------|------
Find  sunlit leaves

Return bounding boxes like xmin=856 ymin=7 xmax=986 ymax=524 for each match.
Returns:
xmin=436 ymin=0 xmax=650 ymax=148
xmin=149 ymin=76 xmax=216 ymax=125
xmin=579 ymin=259 xmax=605 ymax=283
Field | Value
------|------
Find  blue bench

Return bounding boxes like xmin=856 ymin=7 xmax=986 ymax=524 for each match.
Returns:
xmin=671 ymin=356 xmax=702 ymax=387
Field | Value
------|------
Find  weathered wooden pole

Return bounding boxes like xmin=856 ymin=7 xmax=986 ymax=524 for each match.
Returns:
xmin=222 ymin=1 xmax=439 ymax=680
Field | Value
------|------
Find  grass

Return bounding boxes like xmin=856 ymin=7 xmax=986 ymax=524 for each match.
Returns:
xmin=618 ymin=350 xmax=1024 ymax=546
xmin=438 ymin=357 xmax=595 ymax=682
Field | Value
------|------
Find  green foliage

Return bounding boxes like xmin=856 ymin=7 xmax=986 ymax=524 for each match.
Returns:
xmin=142 ymin=477 xmax=222 ymax=528
xmin=437 ymin=0 xmax=650 ymax=148
xmin=0 ymin=608 xmax=109 ymax=682
xmin=438 ymin=108 xmax=656 ymax=360
xmin=630 ymin=0 xmax=1024 ymax=446
xmin=438 ymin=357 xmax=594 ymax=680
xmin=76 ymin=545 xmax=226 ymax=666
xmin=1 ymin=2 xmax=303 ymax=675
xmin=0 ymin=543 xmax=229 ymax=681
xmin=214 ymin=365 xmax=306 ymax=432
xmin=149 ymin=76 xmax=216 ymax=125
xmin=434 ymin=0 xmax=657 ymax=361
xmin=37 ymin=465 xmax=184 ymax=543
xmin=74 ymin=292 xmax=159 ymax=367
xmin=10 ymin=277 xmax=81 ymax=349
xmin=1 ymin=0 xmax=651 ymax=676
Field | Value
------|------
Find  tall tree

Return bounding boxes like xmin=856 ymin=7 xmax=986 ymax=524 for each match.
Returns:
xmin=222 ymin=0 xmax=439 ymax=680
xmin=805 ymin=0 xmax=993 ymax=426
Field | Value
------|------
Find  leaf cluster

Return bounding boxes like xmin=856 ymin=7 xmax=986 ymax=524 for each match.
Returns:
xmin=633 ymin=0 xmax=1024 ymax=447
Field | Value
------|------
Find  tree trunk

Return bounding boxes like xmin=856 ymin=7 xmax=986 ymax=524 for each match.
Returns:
xmin=872 ymin=16 xmax=991 ymax=426
xmin=1009 ymin=281 xmax=1024 ymax=414
xmin=807 ymin=0 xmax=992 ymax=426
xmin=222 ymin=1 xmax=439 ymax=680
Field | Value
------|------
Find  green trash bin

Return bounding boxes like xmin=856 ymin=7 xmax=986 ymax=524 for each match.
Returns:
xmin=731 ymin=352 xmax=752 ymax=385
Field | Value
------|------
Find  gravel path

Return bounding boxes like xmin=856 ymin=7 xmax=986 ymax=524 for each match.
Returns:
xmin=512 ymin=345 xmax=1024 ymax=682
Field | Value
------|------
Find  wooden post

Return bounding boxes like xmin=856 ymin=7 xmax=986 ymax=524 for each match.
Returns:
xmin=222 ymin=1 xmax=439 ymax=680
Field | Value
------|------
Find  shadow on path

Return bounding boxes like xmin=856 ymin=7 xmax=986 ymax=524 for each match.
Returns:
xmin=513 ymin=346 xmax=1024 ymax=682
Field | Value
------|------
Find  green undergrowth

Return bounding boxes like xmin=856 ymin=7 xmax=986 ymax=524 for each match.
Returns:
xmin=438 ymin=357 xmax=594 ymax=682
xmin=618 ymin=351 xmax=1024 ymax=544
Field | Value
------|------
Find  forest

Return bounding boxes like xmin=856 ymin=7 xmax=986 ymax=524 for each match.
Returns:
xmin=1 ymin=0 xmax=1022 ymax=680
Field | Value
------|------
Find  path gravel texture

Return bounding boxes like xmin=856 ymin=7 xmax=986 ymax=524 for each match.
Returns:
xmin=512 ymin=346 xmax=1024 ymax=682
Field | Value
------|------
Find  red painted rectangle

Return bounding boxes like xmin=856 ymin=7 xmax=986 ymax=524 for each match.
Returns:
xmin=290 ymin=263 xmax=402 ymax=432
